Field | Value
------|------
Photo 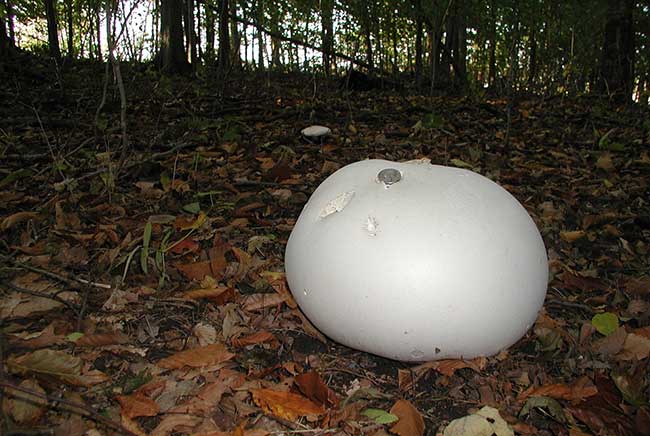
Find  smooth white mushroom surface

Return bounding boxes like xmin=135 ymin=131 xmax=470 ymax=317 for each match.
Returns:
xmin=285 ymin=159 xmax=548 ymax=362
xmin=301 ymin=125 xmax=331 ymax=137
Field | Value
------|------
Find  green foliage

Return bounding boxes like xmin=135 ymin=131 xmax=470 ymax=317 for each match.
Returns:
xmin=591 ymin=312 xmax=619 ymax=336
xmin=361 ymin=408 xmax=399 ymax=424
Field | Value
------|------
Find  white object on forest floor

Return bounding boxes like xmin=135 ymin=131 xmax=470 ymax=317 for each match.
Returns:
xmin=301 ymin=125 xmax=331 ymax=138
xmin=285 ymin=159 xmax=548 ymax=362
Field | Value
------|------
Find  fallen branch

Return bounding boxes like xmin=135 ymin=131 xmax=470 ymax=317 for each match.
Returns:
xmin=0 ymin=381 xmax=139 ymax=436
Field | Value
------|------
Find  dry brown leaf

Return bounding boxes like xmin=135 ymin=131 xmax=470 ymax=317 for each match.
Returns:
xmin=581 ymin=211 xmax=619 ymax=229
xmin=75 ymin=331 xmax=130 ymax=347
xmin=398 ymin=368 xmax=416 ymax=391
xmin=176 ymin=260 xmax=221 ymax=281
xmin=596 ymin=153 xmax=615 ymax=171
xmin=617 ymin=333 xmax=650 ymax=360
xmin=560 ymin=230 xmax=586 ymax=243
xmin=7 ymin=349 xmax=109 ymax=387
xmin=518 ymin=376 xmax=598 ymax=402
xmin=9 ymin=323 xmax=65 ymax=349
xmin=624 ymin=277 xmax=650 ymax=296
xmin=559 ymin=271 xmax=608 ymax=293
xmin=54 ymin=414 xmax=88 ymax=436
xmin=157 ymin=343 xmax=235 ymax=369
xmin=150 ymin=414 xmax=203 ymax=436
xmin=389 ymin=399 xmax=425 ymax=436
xmin=170 ymin=371 xmax=244 ymax=416
xmin=251 ymin=388 xmax=325 ymax=421
xmin=2 ymin=379 xmax=48 ymax=424
xmin=1 ymin=211 xmax=40 ymax=230
xmin=291 ymin=309 xmax=328 ymax=343
xmin=1 ymin=273 xmax=77 ymax=319
xmin=242 ymin=293 xmax=287 ymax=311
xmin=592 ymin=326 xmax=628 ymax=356
xmin=398 ymin=357 xmax=485 ymax=391
xmin=432 ymin=357 xmax=487 ymax=377
xmin=116 ymin=392 xmax=160 ymax=418
xmin=193 ymin=322 xmax=218 ymax=346
xmin=55 ymin=202 xmax=81 ymax=230
xmin=261 ymin=271 xmax=297 ymax=309
xmin=102 ymin=289 xmax=139 ymax=311
xmin=120 ymin=415 xmax=148 ymax=436
xmin=231 ymin=330 xmax=278 ymax=348
xmin=184 ymin=286 xmax=234 ymax=304
xmin=295 ymin=371 xmax=340 ymax=408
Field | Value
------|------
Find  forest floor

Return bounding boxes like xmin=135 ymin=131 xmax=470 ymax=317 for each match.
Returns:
xmin=1 ymin=53 xmax=650 ymax=436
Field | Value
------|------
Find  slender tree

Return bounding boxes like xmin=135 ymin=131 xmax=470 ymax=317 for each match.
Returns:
xmin=412 ymin=0 xmax=424 ymax=87
xmin=268 ymin=3 xmax=281 ymax=69
xmin=159 ymin=0 xmax=190 ymax=73
xmin=598 ymin=0 xmax=635 ymax=102
xmin=0 ymin=0 xmax=9 ymax=58
xmin=95 ymin=0 xmax=102 ymax=60
xmin=321 ymin=0 xmax=334 ymax=76
xmin=230 ymin=3 xmax=241 ymax=70
xmin=205 ymin=0 xmax=215 ymax=61
xmin=185 ymin=0 xmax=197 ymax=67
xmin=3 ymin=0 xmax=15 ymax=48
xmin=255 ymin=0 xmax=264 ymax=69
xmin=218 ymin=0 xmax=230 ymax=73
xmin=65 ymin=0 xmax=74 ymax=57
xmin=45 ymin=0 xmax=62 ymax=59
xmin=487 ymin=0 xmax=496 ymax=87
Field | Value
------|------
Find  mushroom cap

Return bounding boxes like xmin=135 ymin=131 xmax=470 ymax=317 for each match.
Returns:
xmin=285 ymin=159 xmax=548 ymax=361
xmin=301 ymin=125 xmax=331 ymax=137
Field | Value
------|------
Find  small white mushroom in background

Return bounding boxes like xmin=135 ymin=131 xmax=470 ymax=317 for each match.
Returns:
xmin=301 ymin=125 xmax=331 ymax=142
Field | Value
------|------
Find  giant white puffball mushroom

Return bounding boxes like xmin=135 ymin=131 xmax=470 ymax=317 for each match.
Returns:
xmin=285 ymin=159 xmax=548 ymax=362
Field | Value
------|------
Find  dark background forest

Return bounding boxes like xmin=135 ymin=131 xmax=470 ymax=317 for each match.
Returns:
xmin=1 ymin=1 xmax=650 ymax=436
xmin=0 ymin=0 xmax=648 ymax=101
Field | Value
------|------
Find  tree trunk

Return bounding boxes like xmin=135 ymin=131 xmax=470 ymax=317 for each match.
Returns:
xmin=230 ymin=4 xmax=241 ymax=70
xmin=487 ymin=0 xmax=496 ymax=87
xmin=415 ymin=12 xmax=423 ymax=87
xmin=65 ymin=0 xmax=73 ymax=57
xmin=95 ymin=1 xmax=102 ymax=61
xmin=160 ymin=0 xmax=190 ymax=74
xmin=45 ymin=0 xmax=62 ymax=60
xmin=217 ymin=0 xmax=230 ymax=74
xmin=5 ymin=0 xmax=15 ymax=46
xmin=0 ymin=0 xmax=9 ymax=59
xmin=205 ymin=0 xmax=215 ymax=61
xmin=256 ymin=0 xmax=264 ymax=69
xmin=439 ymin=12 xmax=453 ymax=84
xmin=361 ymin=2 xmax=373 ymax=71
xmin=527 ymin=27 xmax=537 ymax=86
xmin=507 ymin=9 xmax=521 ymax=92
xmin=152 ymin=0 xmax=158 ymax=55
xmin=638 ymin=74 xmax=648 ymax=105
xmin=453 ymin=0 xmax=467 ymax=87
xmin=268 ymin=5 xmax=280 ymax=69
xmin=598 ymin=0 xmax=635 ymax=102
xmin=195 ymin=0 xmax=202 ymax=61
xmin=392 ymin=19 xmax=398 ymax=75
xmin=186 ymin=0 xmax=197 ymax=67
xmin=320 ymin=0 xmax=334 ymax=76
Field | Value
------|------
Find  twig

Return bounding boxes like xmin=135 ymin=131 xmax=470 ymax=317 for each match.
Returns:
xmin=0 ymin=381 xmax=139 ymax=436
xmin=546 ymin=298 xmax=595 ymax=314
xmin=1 ymin=256 xmax=111 ymax=290
xmin=0 ymin=280 xmax=81 ymax=316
